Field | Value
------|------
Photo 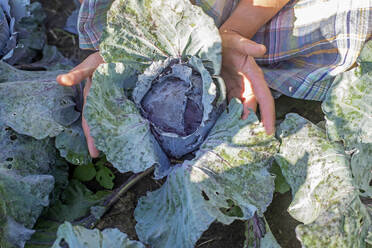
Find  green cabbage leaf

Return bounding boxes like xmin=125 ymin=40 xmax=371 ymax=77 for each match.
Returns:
xmin=0 ymin=66 xmax=80 ymax=139
xmin=275 ymin=113 xmax=371 ymax=247
xmin=100 ymin=0 xmax=221 ymax=74
xmin=322 ymin=42 xmax=372 ymax=197
xmin=0 ymin=126 xmax=68 ymax=248
xmin=26 ymin=180 xmax=110 ymax=248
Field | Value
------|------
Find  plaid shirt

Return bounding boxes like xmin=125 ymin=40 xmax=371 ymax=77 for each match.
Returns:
xmin=78 ymin=0 xmax=372 ymax=101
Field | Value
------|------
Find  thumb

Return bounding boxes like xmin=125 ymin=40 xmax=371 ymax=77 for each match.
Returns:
xmin=57 ymin=52 xmax=104 ymax=86
xmin=221 ymin=31 xmax=266 ymax=57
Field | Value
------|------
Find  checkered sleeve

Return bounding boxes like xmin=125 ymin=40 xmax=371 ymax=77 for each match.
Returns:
xmin=78 ymin=0 xmax=114 ymax=50
xmin=252 ymin=0 xmax=372 ymax=100
xmin=77 ymin=0 xmax=372 ymax=100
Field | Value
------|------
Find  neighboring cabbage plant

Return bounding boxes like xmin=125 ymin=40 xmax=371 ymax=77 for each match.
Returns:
xmin=0 ymin=0 xmax=73 ymax=69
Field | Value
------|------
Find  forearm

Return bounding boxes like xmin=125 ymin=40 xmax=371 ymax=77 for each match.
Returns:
xmin=220 ymin=0 xmax=290 ymax=38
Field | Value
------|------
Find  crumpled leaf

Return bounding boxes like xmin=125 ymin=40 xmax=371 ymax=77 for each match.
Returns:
xmin=55 ymin=121 xmax=91 ymax=165
xmin=322 ymin=65 xmax=372 ymax=197
xmin=0 ymin=126 xmax=67 ymax=248
xmin=84 ymin=63 xmax=170 ymax=178
xmin=133 ymin=57 xmax=226 ymax=158
xmin=52 ymin=222 xmax=145 ymax=248
xmin=135 ymin=99 xmax=278 ymax=248
xmin=276 ymin=113 xmax=371 ymax=247
xmin=26 ymin=180 xmax=110 ymax=248
xmin=0 ymin=73 xmax=80 ymax=139
xmin=100 ymin=0 xmax=221 ymax=74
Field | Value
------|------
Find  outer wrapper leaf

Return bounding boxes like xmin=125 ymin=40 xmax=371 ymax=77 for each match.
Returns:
xmin=0 ymin=127 xmax=68 ymax=248
xmin=100 ymin=0 xmax=221 ymax=74
xmin=322 ymin=66 xmax=372 ymax=197
xmin=135 ymin=99 xmax=278 ymax=248
xmin=52 ymin=222 xmax=145 ymax=248
xmin=0 ymin=72 xmax=80 ymax=139
xmin=276 ymin=113 xmax=371 ymax=247
xmin=85 ymin=63 xmax=170 ymax=178
xmin=133 ymin=57 xmax=226 ymax=158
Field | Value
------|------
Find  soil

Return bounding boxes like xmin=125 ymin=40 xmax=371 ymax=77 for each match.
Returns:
xmin=37 ymin=0 xmax=325 ymax=247
xmin=37 ymin=0 xmax=93 ymax=63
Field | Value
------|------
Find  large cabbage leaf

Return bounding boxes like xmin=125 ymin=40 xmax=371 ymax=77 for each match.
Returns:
xmin=0 ymin=68 xmax=80 ymax=139
xmin=100 ymin=0 xmax=221 ymax=74
xmin=134 ymin=99 xmax=279 ymax=248
xmin=322 ymin=61 xmax=372 ymax=197
xmin=133 ymin=57 xmax=226 ymax=158
xmin=0 ymin=61 xmax=66 ymax=83
xmin=26 ymin=180 xmax=110 ymax=248
xmin=84 ymin=63 xmax=170 ymax=178
xmin=0 ymin=126 xmax=68 ymax=248
xmin=52 ymin=222 xmax=145 ymax=248
xmin=275 ymin=113 xmax=371 ymax=247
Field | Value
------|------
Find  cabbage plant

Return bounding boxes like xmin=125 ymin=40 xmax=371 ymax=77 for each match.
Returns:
xmin=82 ymin=0 xmax=279 ymax=246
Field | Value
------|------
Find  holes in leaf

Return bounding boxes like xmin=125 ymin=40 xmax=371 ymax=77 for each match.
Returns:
xmin=201 ymin=191 xmax=209 ymax=201
xmin=215 ymin=192 xmax=219 ymax=195
xmin=6 ymin=158 xmax=13 ymax=162
xmin=12 ymin=113 xmax=16 ymax=117
xmin=7 ymin=164 xmax=12 ymax=169
xmin=220 ymin=199 xmax=243 ymax=218
xmin=59 ymin=239 xmax=69 ymax=248
xmin=10 ymin=134 xmax=17 ymax=140
xmin=360 ymin=189 xmax=366 ymax=194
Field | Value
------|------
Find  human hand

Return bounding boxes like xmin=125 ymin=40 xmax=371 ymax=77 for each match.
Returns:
xmin=56 ymin=52 xmax=104 ymax=158
xmin=219 ymin=29 xmax=275 ymax=135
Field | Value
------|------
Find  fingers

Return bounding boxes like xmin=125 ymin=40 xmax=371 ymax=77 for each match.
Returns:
xmin=82 ymin=78 xmax=100 ymax=158
xmin=82 ymin=115 xmax=100 ymax=158
xmin=240 ymin=59 xmax=275 ymax=135
xmin=57 ymin=52 xmax=104 ymax=86
xmin=240 ymin=73 xmax=257 ymax=119
xmin=221 ymin=31 xmax=266 ymax=57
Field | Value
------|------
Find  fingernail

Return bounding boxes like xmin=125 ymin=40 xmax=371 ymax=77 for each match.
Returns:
xmin=260 ymin=45 xmax=267 ymax=54
xmin=59 ymin=74 xmax=73 ymax=86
